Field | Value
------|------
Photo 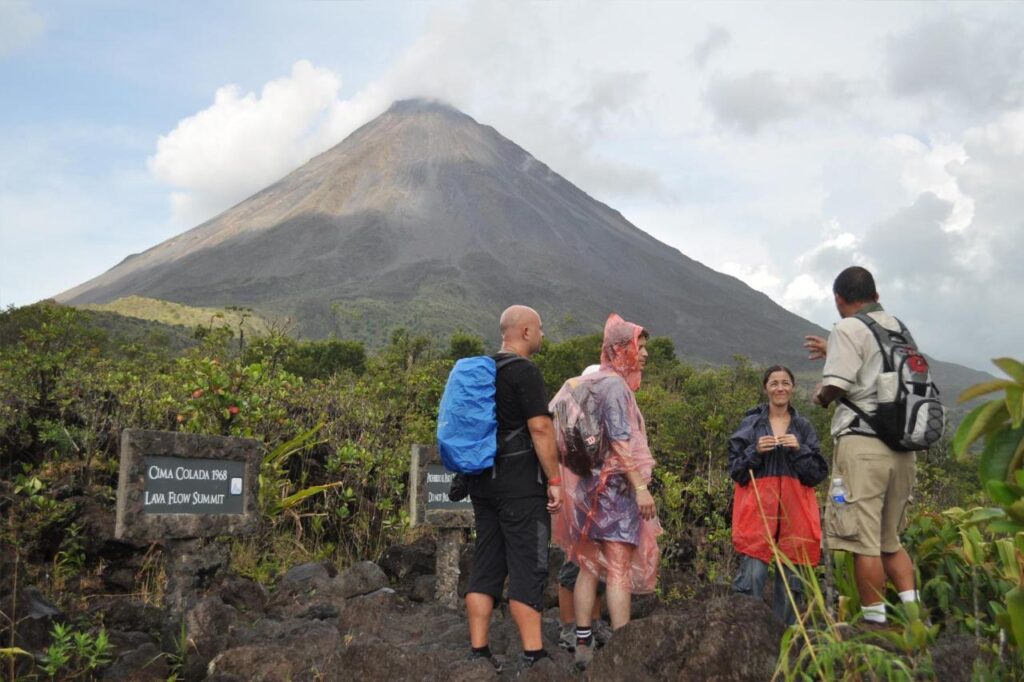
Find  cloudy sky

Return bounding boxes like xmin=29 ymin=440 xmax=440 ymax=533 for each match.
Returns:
xmin=1 ymin=1 xmax=1021 ymax=372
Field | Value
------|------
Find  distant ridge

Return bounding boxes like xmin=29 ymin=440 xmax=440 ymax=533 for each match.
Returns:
xmin=56 ymin=99 xmax=991 ymax=395
xmin=80 ymin=296 xmax=271 ymax=337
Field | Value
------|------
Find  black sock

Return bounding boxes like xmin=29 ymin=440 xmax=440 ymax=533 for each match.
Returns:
xmin=523 ymin=648 xmax=548 ymax=662
xmin=472 ymin=645 xmax=492 ymax=657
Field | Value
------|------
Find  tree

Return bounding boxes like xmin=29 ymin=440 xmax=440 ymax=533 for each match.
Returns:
xmin=447 ymin=331 xmax=485 ymax=360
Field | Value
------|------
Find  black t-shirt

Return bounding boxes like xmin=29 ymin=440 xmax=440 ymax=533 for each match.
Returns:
xmin=467 ymin=352 xmax=551 ymax=499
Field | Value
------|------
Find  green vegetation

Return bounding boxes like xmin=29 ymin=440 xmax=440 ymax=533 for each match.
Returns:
xmin=39 ymin=622 xmax=111 ymax=680
xmin=0 ymin=301 xmax=1014 ymax=679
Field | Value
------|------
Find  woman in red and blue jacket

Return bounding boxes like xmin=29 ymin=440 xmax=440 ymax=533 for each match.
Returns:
xmin=728 ymin=365 xmax=828 ymax=625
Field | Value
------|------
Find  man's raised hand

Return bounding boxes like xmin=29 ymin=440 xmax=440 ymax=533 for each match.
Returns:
xmin=804 ymin=335 xmax=827 ymax=361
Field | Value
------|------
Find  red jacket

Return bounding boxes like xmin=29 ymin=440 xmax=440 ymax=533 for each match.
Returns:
xmin=728 ymin=405 xmax=827 ymax=566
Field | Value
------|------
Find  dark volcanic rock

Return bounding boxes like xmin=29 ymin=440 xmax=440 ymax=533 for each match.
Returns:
xmin=7 ymin=587 xmax=63 ymax=653
xmin=91 ymin=597 xmax=166 ymax=637
xmin=101 ymin=642 xmax=170 ymax=682
xmin=281 ymin=560 xmax=335 ymax=586
xmin=298 ymin=602 xmax=340 ymax=621
xmin=587 ymin=594 xmax=783 ymax=681
xmin=70 ymin=494 xmax=117 ymax=559
xmin=179 ymin=596 xmax=239 ymax=680
xmin=381 ymin=535 xmax=436 ymax=580
xmin=411 ymin=574 xmax=436 ymax=603
xmin=268 ymin=563 xmax=343 ymax=620
xmin=216 ymin=574 xmax=269 ymax=614
xmin=163 ymin=539 xmax=231 ymax=612
xmin=335 ymin=560 xmax=388 ymax=598
xmin=206 ymin=620 xmax=341 ymax=681
xmin=932 ymin=631 xmax=983 ymax=682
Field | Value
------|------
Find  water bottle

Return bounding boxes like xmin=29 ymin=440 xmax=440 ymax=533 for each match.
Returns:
xmin=830 ymin=477 xmax=849 ymax=505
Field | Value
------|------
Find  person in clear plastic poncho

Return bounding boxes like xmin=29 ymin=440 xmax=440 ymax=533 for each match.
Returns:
xmin=551 ymin=314 xmax=662 ymax=666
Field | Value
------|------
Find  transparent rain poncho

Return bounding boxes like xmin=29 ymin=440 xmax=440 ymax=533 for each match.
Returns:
xmin=551 ymin=314 xmax=663 ymax=593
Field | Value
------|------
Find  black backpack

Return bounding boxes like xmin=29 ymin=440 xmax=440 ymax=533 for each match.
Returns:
xmin=551 ymin=376 xmax=610 ymax=477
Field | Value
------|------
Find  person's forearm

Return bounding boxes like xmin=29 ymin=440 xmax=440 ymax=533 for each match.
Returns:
xmin=815 ymin=384 xmax=846 ymax=407
xmin=527 ymin=417 xmax=561 ymax=480
xmin=535 ymin=437 xmax=560 ymax=480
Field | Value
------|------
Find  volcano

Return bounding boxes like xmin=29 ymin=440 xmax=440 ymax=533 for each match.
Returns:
xmin=55 ymin=99 xmax=981 ymax=385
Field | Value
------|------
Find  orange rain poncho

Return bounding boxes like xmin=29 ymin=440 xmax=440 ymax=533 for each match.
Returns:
xmin=551 ymin=314 xmax=663 ymax=592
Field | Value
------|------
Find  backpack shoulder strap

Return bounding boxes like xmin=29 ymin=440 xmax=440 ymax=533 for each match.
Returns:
xmin=891 ymin=315 xmax=918 ymax=349
xmin=494 ymin=355 xmax=529 ymax=372
xmin=853 ymin=312 xmax=895 ymax=372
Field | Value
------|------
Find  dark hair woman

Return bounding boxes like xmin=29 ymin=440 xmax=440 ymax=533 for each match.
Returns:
xmin=727 ymin=365 xmax=828 ymax=625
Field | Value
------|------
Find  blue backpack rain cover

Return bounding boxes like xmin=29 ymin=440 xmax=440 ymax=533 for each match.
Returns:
xmin=437 ymin=355 xmax=522 ymax=474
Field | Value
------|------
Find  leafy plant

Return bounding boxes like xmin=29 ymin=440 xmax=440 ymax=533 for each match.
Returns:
xmin=54 ymin=523 xmax=86 ymax=588
xmin=953 ymin=357 xmax=1024 ymax=653
xmin=13 ymin=469 xmax=56 ymax=511
xmin=40 ymin=622 xmax=111 ymax=680
xmin=259 ymin=423 xmax=341 ymax=517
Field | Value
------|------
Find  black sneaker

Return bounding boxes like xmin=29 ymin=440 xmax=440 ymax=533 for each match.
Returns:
xmin=467 ymin=649 xmax=503 ymax=673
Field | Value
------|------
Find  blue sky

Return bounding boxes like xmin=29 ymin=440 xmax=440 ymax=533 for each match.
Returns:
xmin=2 ymin=1 xmax=1023 ymax=372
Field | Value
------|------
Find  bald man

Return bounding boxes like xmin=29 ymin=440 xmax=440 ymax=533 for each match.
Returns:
xmin=465 ymin=305 xmax=562 ymax=674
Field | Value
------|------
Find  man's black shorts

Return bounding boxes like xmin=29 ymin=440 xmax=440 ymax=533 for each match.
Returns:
xmin=466 ymin=495 xmax=551 ymax=612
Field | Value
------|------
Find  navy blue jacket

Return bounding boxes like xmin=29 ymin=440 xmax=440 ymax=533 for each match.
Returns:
xmin=728 ymin=404 xmax=828 ymax=487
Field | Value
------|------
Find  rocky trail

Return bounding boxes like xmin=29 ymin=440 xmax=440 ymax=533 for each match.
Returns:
xmin=5 ymin=520 xmax=791 ymax=682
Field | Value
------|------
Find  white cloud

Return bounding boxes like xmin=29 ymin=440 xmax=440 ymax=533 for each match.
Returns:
xmin=719 ymin=262 xmax=781 ymax=296
xmin=781 ymin=274 xmax=830 ymax=308
xmin=149 ymin=60 xmax=386 ymax=225
xmin=885 ymin=135 xmax=972 ymax=232
xmin=0 ymin=1 xmax=45 ymax=56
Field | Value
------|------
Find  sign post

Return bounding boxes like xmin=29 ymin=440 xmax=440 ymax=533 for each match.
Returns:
xmin=409 ymin=444 xmax=472 ymax=609
xmin=115 ymin=429 xmax=261 ymax=609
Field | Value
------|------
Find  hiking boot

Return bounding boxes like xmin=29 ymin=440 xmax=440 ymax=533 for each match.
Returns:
xmin=558 ymin=623 xmax=576 ymax=651
xmin=574 ymin=637 xmax=595 ymax=671
xmin=467 ymin=649 xmax=504 ymax=673
xmin=593 ymin=619 xmax=613 ymax=647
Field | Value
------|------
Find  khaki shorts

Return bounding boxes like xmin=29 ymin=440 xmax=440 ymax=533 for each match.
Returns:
xmin=825 ymin=435 xmax=915 ymax=556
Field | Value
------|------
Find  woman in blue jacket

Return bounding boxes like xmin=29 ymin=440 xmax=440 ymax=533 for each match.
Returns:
xmin=728 ymin=365 xmax=828 ymax=625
